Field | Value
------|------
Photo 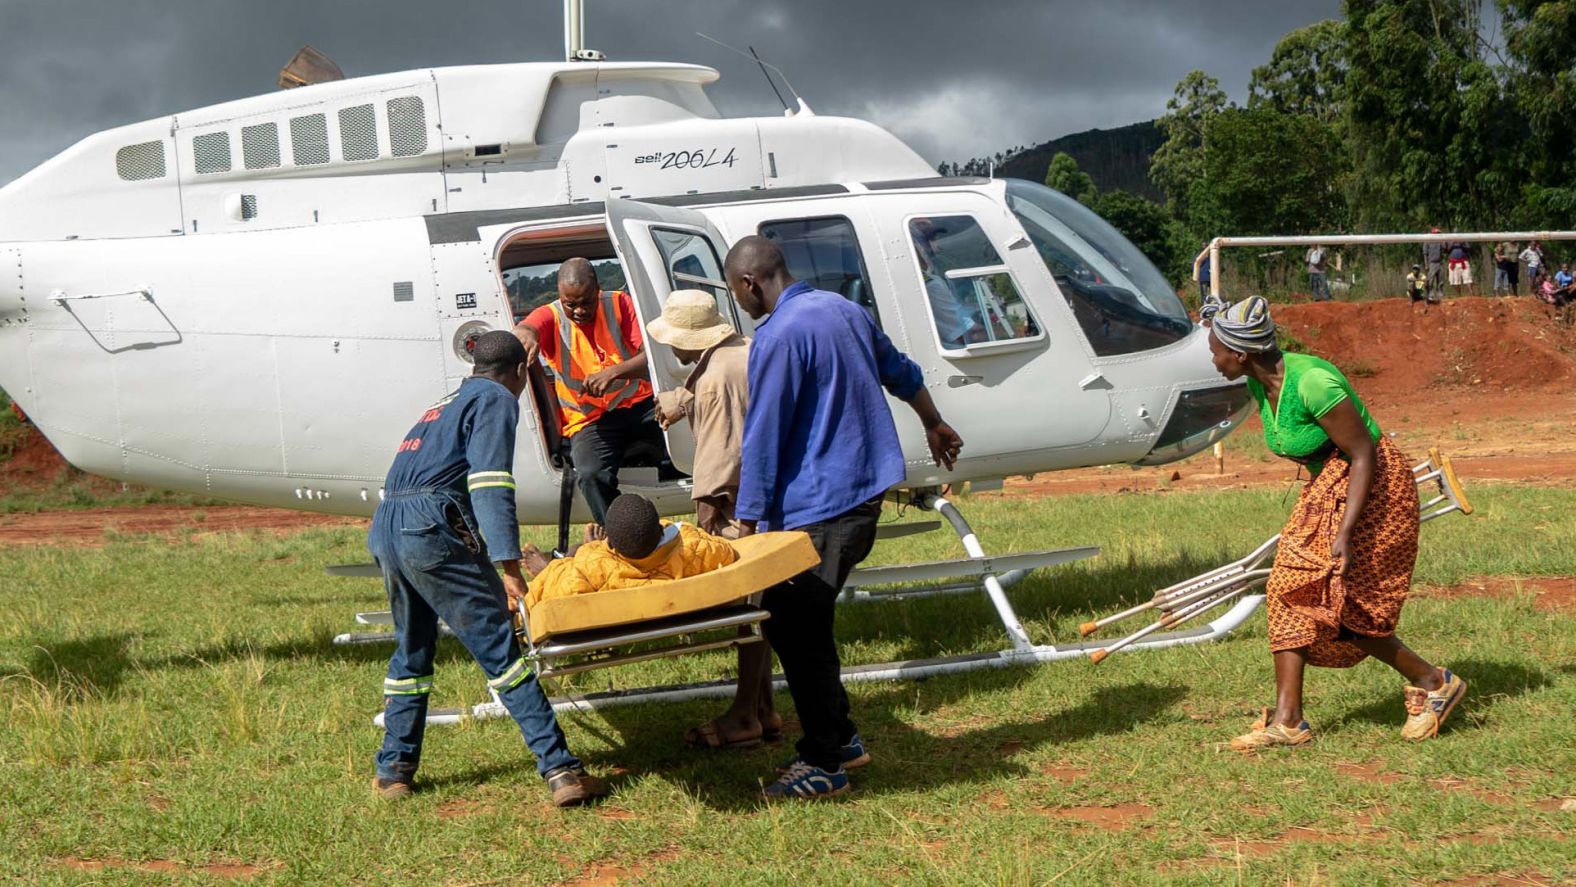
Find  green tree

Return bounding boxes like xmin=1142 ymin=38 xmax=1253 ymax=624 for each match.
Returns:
xmin=1249 ymin=19 xmax=1348 ymax=122
xmin=1151 ymin=71 xmax=1229 ymax=225
xmin=1193 ymin=107 xmax=1348 ymax=236
xmin=1044 ymin=152 xmax=1098 ymax=205
xmin=1499 ymin=0 xmax=1576 ymax=226
xmin=1343 ymin=0 xmax=1517 ymax=230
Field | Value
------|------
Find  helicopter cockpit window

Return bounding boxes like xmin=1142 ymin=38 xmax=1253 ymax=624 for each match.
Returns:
xmin=650 ymin=227 xmax=742 ymax=331
xmin=1004 ymin=178 xmax=1192 ymax=357
xmin=908 ymin=215 xmax=1041 ymax=352
xmin=758 ymin=217 xmax=880 ymax=326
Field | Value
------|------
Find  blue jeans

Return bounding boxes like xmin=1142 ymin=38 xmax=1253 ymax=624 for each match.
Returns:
xmin=1310 ymin=272 xmax=1330 ymax=302
xmin=369 ymin=491 xmax=579 ymax=783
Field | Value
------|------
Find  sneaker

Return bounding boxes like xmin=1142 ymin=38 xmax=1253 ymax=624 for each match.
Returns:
xmin=545 ymin=767 xmax=608 ymax=808
xmin=371 ymin=776 xmax=413 ymax=800
xmin=1401 ymin=669 xmax=1467 ymax=741
xmin=1229 ymin=709 xmax=1313 ymax=751
xmin=763 ymin=760 xmax=849 ymax=800
xmin=777 ymin=733 xmax=870 ymax=773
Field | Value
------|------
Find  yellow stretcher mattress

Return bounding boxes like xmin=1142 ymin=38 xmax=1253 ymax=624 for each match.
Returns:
xmin=523 ymin=531 xmax=819 ymax=645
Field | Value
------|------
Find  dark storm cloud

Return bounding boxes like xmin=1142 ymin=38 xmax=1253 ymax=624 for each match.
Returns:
xmin=0 ymin=0 xmax=1340 ymax=185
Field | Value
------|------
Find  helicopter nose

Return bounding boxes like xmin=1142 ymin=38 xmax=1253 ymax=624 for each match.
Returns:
xmin=1136 ymin=383 xmax=1252 ymax=466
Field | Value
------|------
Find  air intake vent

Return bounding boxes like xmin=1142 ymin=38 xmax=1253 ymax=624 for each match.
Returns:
xmin=339 ymin=104 xmax=378 ymax=162
xmin=239 ymin=123 xmax=279 ymax=170
xmin=387 ymin=96 xmax=428 ymax=157
xmin=392 ymin=281 xmax=415 ymax=302
xmin=241 ymin=123 xmax=281 ymax=170
xmin=241 ymin=194 xmax=258 ymax=221
xmin=290 ymin=113 xmax=330 ymax=165
xmin=116 ymin=141 xmax=167 ymax=181
xmin=193 ymin=132 xmax=232 ymax=175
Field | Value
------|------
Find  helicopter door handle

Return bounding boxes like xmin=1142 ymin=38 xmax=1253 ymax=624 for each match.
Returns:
xmin=947 ymin=374 xmax=983 ymax=388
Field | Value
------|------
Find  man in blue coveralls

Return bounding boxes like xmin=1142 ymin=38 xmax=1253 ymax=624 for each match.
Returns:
xmin=368 ymin=330 xmax=605 ymax=807
xmin=724 ymin=236 xmax=965 ymax=800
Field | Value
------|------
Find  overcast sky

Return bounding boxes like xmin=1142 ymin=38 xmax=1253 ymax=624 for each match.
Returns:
xmin=0 ymin=0 xmax=1342 ymax=186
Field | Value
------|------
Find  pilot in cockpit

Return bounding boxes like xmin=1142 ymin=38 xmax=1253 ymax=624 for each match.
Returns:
xmin=912 ymin=219 xmax=985 ymax=349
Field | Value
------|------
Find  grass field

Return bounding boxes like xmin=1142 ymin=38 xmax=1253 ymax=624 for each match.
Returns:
xmin=1 ymin=484 xmax=1573 ymax=885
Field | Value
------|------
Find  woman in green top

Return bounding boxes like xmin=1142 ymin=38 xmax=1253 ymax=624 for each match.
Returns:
xmin=1204 ymin=296 xmax=1467 ymax=749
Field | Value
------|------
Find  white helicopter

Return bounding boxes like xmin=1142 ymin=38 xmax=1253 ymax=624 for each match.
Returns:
xmin=2 ymin=4 xmax=1473 ymax=719
xmin=0 ymin=11 xmax=1246 ymax=520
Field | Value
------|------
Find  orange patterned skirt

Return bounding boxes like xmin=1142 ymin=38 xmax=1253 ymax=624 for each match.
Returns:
xmin=1265 ymin=436 xmax=1419 ymax=668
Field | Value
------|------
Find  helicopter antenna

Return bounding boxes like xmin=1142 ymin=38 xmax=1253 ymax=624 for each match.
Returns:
xmin=749 ymin=46 xmax=791 ymax=112
xmin=696 ymin=33 xmax=804 ymax=111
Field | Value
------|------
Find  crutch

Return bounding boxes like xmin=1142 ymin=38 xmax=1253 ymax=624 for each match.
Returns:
xmin=1086 ymin=447 xmax=1473 ymax=664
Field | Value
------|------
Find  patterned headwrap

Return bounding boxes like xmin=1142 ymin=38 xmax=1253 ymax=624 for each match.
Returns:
xmin=1204 ymin=294 xmax=1278 ymax=353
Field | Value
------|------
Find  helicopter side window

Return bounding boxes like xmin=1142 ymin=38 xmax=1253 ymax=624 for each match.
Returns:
xmin=649 ymin=228 xmax=743 ymax=331
xmin=908 ymin=215 xmax=1041 ymax=353
xmin=758 ymin=217 xmax=880 ymax=327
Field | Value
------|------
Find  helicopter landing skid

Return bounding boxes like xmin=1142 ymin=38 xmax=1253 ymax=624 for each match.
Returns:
xmin=376 ymin=491 xmax=1266 ymax=728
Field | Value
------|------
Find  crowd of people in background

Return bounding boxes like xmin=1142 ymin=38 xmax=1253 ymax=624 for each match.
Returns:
xmin=1281 ymin=236 xmax=1573 ymax=310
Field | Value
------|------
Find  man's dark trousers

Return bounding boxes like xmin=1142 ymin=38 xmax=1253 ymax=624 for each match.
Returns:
xmin=569 ymin=398 xmax=674 ymax=525
xmin=761 ymin=496 xmax=882 ymax=772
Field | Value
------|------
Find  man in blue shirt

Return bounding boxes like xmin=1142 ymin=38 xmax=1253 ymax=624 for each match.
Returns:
xmin=725 ymin=236 xmax=964 ymax=799
xmin=368 ymin=331 xmax=605 ymax=807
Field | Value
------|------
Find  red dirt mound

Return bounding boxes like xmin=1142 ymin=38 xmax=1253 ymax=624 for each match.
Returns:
xmin=1274 ymin=297 xmax=1576 ymax=398
xmin=1 ymin=421 xmax=73 ymax=490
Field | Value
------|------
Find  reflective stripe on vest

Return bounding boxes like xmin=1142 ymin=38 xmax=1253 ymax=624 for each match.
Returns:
xmin=547 ymin=291 xmax=652 ymax=437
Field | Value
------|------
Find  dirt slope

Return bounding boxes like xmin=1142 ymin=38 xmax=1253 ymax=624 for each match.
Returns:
xmin=1274 ymin=296 xmax=1576 ymax=398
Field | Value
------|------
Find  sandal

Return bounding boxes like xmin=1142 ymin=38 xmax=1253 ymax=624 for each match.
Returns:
xmin=761 ymin=713 xmax=786 ymax=743
xmin=684 ymin=719 xmax=764 ymax=750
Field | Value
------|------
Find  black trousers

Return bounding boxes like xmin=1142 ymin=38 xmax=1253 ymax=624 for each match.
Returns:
xmin=761 ymin=496 xmax=882 ymax=771
xmin=569 ymin=398 xmax=675 ymax=525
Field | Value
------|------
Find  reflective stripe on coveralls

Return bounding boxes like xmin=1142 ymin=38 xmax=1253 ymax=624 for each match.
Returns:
xmin=467 ymin=471 xmax=517 ymax=492
xmin=488 ymin=656 xmax=532 ymax=692
xmin=384 ymin=675 xmax=434 ymax=696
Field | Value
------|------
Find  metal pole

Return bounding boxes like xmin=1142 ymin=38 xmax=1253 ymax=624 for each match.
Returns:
xmin=1192 ymin=230 xmax=1576 ymax=299
xmin=1209 ymin=239 xmax=1221 ymax=301
xmin=563 ymin=0 xmax=583 ymax=60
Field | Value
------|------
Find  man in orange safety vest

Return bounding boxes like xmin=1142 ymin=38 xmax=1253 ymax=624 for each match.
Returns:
xmin=513 ymin=258 xmax=673 ymax=528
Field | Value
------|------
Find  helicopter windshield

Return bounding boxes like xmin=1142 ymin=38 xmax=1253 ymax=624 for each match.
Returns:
xmin=1005 ymin=179 xmax=1192 ymax=356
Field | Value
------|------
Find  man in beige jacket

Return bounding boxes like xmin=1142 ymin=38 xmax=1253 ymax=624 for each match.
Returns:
xmin=646 ymin=290 xmax=780 ymax=749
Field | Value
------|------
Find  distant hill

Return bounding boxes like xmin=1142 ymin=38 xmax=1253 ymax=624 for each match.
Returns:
xmin=997 ymin=121 xmax=1163 ymax=201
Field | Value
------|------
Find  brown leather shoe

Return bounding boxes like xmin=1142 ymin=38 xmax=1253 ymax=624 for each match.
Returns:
xmin=546 ymin=767 xmax=607 ymax=808
xmin=371 ymin=776 xmax=414 ymax=800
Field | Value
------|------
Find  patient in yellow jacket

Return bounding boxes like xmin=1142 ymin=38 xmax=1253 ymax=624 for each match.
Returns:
xmin=525 ymin=493 xmax=738 ymax=611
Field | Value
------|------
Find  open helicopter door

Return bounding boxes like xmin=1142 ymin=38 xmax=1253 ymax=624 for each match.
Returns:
xmin=604 ymin=199 xmax=743 ymax=473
